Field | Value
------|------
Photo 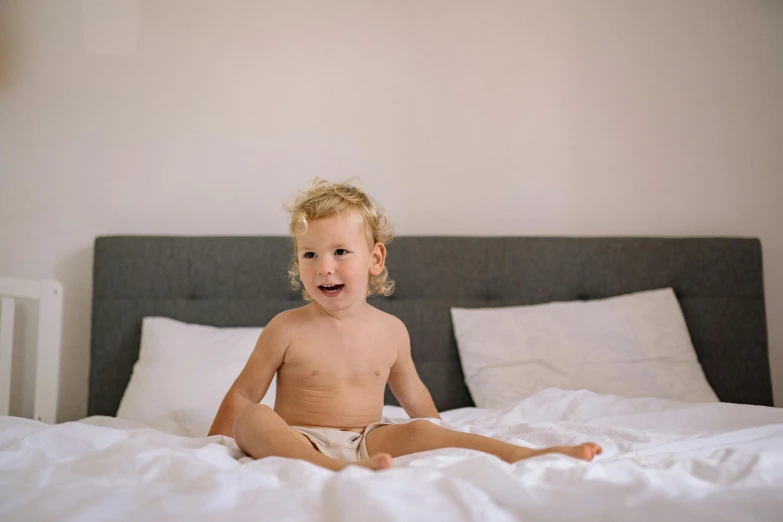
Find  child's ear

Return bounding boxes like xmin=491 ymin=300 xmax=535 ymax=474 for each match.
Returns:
xmin=369 ymin=242 xmax=386 ymax=276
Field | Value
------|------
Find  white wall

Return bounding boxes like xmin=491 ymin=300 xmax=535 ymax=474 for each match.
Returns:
xmin=1 ymin=0 xmax=781 ymax=421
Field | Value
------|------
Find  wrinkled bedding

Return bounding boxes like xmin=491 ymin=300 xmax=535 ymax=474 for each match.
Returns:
xmin=2 ymin=388 xmax=782 ymax=521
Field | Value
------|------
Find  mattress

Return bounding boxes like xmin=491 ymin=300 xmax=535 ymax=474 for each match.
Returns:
xmin=2 ymin=388 xmax=782 ymax=521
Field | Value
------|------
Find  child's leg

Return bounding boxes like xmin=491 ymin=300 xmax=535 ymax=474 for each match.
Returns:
xmin=233 ymin=404 xmax=392 ymax=471
xmin=364 ymin=420 xmax=602 ymax=463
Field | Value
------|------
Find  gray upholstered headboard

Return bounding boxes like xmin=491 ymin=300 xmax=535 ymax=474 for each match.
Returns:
xmin=89 ymin=236 xmax=773 ymax=416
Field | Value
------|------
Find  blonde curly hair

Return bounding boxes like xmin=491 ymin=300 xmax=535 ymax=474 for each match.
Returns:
xmin=285 ymin=178 xmax=395 ymax=300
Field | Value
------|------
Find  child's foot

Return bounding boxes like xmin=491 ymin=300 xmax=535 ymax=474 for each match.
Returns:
xmin=352 ymin=452 xmax=393 ymax=471
xmin=546 ymin=442 xmax=603 ymax=461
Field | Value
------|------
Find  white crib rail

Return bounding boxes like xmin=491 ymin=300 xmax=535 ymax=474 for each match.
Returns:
xmin=0 ymin=277 xmax=63 ymax=423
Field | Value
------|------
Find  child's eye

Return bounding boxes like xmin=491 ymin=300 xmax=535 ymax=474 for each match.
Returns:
xmin=303 ymin=252 xmax=316 ymax=259
xmin=335 ymin=249 xmax=348 ymax=256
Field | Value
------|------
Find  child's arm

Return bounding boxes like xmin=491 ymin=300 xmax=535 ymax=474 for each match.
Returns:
xmin=207 ymin=315 xmax=289 ymax=438
xmin=387 ymin=320 xmax=441 ymax=420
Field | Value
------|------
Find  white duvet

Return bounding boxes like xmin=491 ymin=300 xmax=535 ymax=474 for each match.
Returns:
xmin=2 ymin=388 xmax=782 ymax=522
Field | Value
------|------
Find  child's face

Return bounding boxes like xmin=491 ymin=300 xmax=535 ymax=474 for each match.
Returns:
xmin=296 ymin=214 xmax=386 ymax=310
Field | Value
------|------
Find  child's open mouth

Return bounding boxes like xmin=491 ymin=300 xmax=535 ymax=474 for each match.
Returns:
xmin=318 ymin=284 xmax=344 ymax=297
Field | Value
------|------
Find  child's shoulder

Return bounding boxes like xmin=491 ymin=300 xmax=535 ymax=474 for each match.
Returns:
xmin=278 ymin=303 xmax=310 ymax=319
xmin=368 ymin=305 xmax=408 ymax=336
xmin=265 ymin=304 xmax=312 ymax=331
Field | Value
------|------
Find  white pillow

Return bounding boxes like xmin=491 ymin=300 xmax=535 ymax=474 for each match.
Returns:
xmin=450 ymin=288 xmax=718 ymax=409
xmin=116 ymin=317 xmax=275 ymax=432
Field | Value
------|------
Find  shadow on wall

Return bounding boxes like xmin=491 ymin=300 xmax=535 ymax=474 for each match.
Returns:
xmin=0 ymin=2 xmax=18 ymax=94
xmin=52 ymin=244 xmax=94 ymax=422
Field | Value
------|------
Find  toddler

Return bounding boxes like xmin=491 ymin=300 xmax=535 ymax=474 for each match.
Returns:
xmin=209 ymin=180 xmax=602 ymax=471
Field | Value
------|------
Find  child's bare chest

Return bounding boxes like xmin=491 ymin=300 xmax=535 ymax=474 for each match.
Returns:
xmin=282 ymin=328 xmax=397 ymax=387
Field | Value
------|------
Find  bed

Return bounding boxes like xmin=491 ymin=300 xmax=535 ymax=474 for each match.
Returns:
xmin=2 ymin=236 xmax=782 ymax=521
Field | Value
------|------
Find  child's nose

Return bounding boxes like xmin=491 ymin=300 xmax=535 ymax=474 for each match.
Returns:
xmin=317 ymin=260 xmax=335 ymax=275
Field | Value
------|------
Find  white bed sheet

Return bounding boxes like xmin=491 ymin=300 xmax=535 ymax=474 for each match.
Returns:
xmin=2 ymin=388 xmax=782 ymax=521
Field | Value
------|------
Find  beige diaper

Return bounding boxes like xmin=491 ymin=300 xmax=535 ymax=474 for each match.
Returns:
xmin=292 ymin=423 xmax=387 ymax=462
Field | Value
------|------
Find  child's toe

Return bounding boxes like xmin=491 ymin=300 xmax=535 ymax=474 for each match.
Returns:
xmin=577 ymin=443 xmax=601 ymax=461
